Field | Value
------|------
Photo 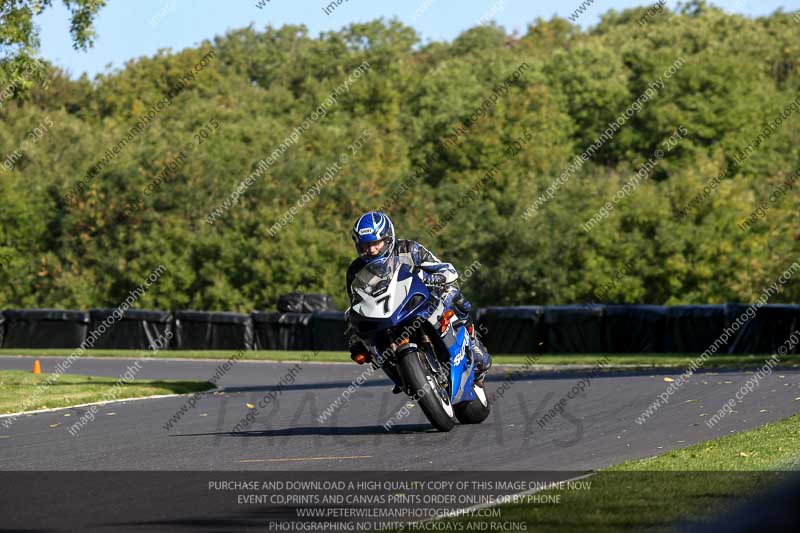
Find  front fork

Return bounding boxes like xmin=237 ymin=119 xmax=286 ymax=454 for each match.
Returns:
xmin=373 ymin=333 xmax=448 ymax=396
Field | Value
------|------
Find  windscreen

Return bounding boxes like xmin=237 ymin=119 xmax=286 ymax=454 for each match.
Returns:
xmin=351 ymin=256 xmax=414 ymax=299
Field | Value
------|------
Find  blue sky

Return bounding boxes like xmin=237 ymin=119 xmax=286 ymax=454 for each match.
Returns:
xmin=37 ymin=0 xmax=799 ymax=78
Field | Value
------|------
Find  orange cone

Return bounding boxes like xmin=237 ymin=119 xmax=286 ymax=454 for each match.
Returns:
xmin=32 ymin=359 xmax=41 ymax=374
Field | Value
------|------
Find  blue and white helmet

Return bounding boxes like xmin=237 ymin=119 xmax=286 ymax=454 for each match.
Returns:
xmin=351 ymin=211 xmax=395 ymax=263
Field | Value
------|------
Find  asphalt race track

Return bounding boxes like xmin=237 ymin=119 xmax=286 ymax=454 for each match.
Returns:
xmin=1 ymin=356 xmax=799 ymax=472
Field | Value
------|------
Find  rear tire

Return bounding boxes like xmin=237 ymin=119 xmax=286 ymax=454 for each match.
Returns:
xmin=396 ymin=349 xmax=457 ymax=432
xmin=454 ymin=384 xmax=490 ymax=424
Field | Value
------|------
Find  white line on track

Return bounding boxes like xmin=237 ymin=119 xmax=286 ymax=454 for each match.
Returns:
xmin=0 ymin=393 xmax=186 ymax=419
xmin=239 ymin=455 xmax=374 ymax=463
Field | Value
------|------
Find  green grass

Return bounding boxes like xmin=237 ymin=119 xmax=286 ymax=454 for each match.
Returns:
xmin=0 ymin=349 xmax=797 ymax=370
xmin=446 ymin=414 xmax=800 ymax=532
xmin=0 ymin=370 xmax=214 ymax=414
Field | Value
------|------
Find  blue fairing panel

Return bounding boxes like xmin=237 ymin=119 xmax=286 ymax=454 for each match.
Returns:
xmin=449 ymin=326 xmax=477 ymax=404
xmin=395 ymin=274 xmax=433 ymax=323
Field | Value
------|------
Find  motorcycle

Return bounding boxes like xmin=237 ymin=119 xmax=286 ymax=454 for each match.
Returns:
xmin=348 ymin=255 xmax=490 ymax=432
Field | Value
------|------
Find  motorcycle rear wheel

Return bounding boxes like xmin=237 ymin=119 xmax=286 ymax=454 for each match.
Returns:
xmin=454 ymin=383 xmax=490 ymax=424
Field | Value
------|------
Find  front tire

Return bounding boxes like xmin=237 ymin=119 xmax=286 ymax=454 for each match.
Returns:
xmin=396 ymin=349 xmax=457 ymax=432
xmin=454 ymin=383 xmax=490 ymax=424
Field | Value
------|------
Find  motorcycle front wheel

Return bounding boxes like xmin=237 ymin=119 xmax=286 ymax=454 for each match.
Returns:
xmin=396 ymin=349 xmax=457 ymax=432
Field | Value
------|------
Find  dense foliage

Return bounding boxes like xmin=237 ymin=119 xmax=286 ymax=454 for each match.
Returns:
xmin=0 ymin=0 xmax=106 ymax=85
xmin=0 ymin=1 xmax=798 ymax=311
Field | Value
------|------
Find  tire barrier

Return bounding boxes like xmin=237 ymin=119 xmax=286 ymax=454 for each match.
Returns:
xmin=665 ymin=305 xmax=727 ymax=353
xmin=724 ymin=304 xmax=800 ymax=355
xmin=252 ymin=312 xmax=313 ymax=351
xmin=311 ymin=311 xmax=349 ymax=351
xmin=0 ymin=305 xmax=798 ymax=354
xmin=89 ymin=309 xmax=173 ymax=350
xmin=476 ymin=306 xmax=545 ymax=354
xmin=2 ymin=309 xmax=89 ymax=349
xmin=174 ymin=311 xmax=254 ymax=350
xmin=604 ymin=304 xmax=667 ymax=353
xmin=543 ymin=305 xmax=607 ymax=353
xmin=277 ymin=292 xmax=338 ymax=313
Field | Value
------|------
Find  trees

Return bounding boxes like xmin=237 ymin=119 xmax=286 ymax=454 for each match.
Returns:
xmin=0 ymin=0 xmax=106 ymax=96
xmin=0 ymin=6 xmax=798 ymax=310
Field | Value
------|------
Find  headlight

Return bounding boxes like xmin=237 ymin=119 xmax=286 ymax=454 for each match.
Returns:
xmin=402 ymin=294 xmax=425 ymax=315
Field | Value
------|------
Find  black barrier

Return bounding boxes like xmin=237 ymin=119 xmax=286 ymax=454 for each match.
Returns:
xmin=89 ymin=309 xmax=173 ymax=350
xmin=277 ymin=292 xmax=337 ymax=313
xmin=174 ymin=311 xmax=253 ymax=350
xmin=2 ymin=309 xmax=89 ymax=349
xmin=544 ymin=305 xmax=606 ymax=353
xmin=311 ymin=311 xmax=348 ymax=351
xmin=725 ymin=304 xmax=800 ymax=355
xmin=477 ymin=306 xmax=545 ymax=354
xmin=2 ymin=305 xmax=799 ymax=353
xmin=252 ymin=312 xmax=313 ymax=350
xmin=665 ymin=305 xmax=727 ymax=353
xmin=604 ymin=305 xmax=667 ymax=353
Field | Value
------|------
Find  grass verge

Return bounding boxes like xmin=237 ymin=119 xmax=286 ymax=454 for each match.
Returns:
xmin=0 ymin=370 xmax=213 ymax=414
xmin=0 ymin=349 xmax=797 ymax=370
xmin=446 ymin=414 xmax=800 ymax=532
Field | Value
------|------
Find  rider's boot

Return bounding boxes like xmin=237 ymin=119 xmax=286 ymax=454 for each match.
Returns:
xmin=468 ymin=324 xmax=492 ymax=386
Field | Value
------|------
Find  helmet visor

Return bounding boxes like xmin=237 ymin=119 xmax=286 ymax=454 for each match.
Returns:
xmin=357 ymin=238 xmax=387 ymax=258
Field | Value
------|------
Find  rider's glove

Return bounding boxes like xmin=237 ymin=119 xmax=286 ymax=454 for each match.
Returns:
xmin=423 ymin=272 xmax=448 ymax=287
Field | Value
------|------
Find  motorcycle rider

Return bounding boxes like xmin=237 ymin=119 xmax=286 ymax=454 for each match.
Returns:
xmin=345 ymin=211 xmax=492 ymax=387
